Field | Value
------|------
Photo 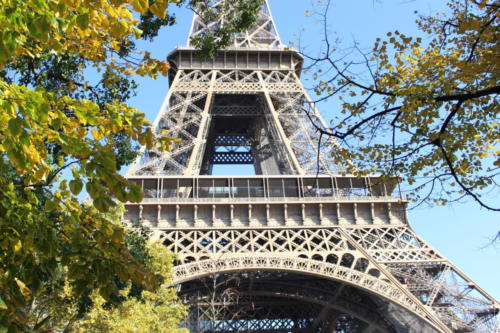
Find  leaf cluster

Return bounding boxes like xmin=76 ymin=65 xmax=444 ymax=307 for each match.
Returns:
xmin=188 ymin=0 xmax=265 ymax=59
xmin=0 ymin=0 xmax=262 ymax=330
xmin=303 ymin=0 xmax=499 ymax=210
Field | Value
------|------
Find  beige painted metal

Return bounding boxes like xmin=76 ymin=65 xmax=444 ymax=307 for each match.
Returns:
xmin=183 ymin=71 xmax=217 ymax=176
xmin=171 ymin=255 xmax=448 ymax=332
xmin=257 ymin=71 xmax=305 ymax=174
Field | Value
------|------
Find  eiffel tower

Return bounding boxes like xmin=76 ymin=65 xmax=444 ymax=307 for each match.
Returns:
xmin=124 ymin=1 xmax=499 ymax=332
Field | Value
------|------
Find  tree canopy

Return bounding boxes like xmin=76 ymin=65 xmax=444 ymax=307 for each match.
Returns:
xmin=303 ymin=0 xmax=499 ymax=210
xmin=71 ymin=226 xmax=187 ymax=333
xmin=0 ymin=0 xmax=262 ymax=331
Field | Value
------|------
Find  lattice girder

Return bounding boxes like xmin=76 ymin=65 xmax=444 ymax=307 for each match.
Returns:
xmin=179 ymin=272 xmax=439 ymax=333
xmin=173 ymin=256 xmax=447 ymax=332
xmin=127 ymin=68 xmax=345 ymax=176
xmin=155 ymin=226 xmax=499 ymax=332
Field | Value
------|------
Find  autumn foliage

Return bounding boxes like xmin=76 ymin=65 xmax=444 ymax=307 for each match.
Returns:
xmin=0 ymin=0 xmax=261 ymax=331
xmin=306 ymin=0 xmax=499 ymax=209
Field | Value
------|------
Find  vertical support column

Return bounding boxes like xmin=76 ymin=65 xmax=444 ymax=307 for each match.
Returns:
xmin=301 ymin=203 xmax=306 ymax=225
xmin=370 ymin=202 xmax=375 ymax=224
xmin=284 ymin=203 xmax=292 ymax=227
xmin=212 ymin=204 xmax=216 ymax=226
xmin=126 ymin=70 xmax=182 ymax=176
xmin=248 ymin=204 xmax=253 ymax=226
xmin=387 ymin=203 xmax=393 ymax=224
xmin=319 ymin=203 xmax=324 ymax=225
xmin=230 ymin=204 xmax=235 ymax=227
xmin=184 ymin=71 xmax=217 ymax=175
xmin=336 ymin=203 xmax=341 ymax=225
xmin=353 ymin=203 xmax=358 ymax=225
xmin=157 ymin=205 xmax=161 ymax=227
xmin=257 ymin=71 xmax=305 ymax=175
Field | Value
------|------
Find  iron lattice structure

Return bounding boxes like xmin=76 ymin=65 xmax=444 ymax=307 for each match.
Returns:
xmin=125 ymin=1 xmax=499 ymax=332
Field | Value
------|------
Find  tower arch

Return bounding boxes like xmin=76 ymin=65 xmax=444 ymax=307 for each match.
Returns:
xmin=175 ymin=264 xmax=442 ymax=333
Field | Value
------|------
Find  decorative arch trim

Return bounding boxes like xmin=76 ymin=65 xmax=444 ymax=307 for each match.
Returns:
xmin=171 ymin=255 xmax=445 ymax=332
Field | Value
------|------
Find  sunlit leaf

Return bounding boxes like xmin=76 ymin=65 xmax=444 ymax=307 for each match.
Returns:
xmin=132 ymin=0 xmax=149 ymax=14
xmin=149 ymin=0 xmax=168 ymax=19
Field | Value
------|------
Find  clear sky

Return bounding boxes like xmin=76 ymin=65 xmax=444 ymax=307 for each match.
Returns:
xmin=126 ymin=0 xmax=499 ymax=300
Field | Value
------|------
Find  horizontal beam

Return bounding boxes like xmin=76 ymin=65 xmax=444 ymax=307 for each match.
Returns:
xmin=168 ymin=48 xmax=303 ymax=75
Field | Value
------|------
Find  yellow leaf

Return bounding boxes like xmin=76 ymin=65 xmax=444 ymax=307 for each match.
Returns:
xmin=33 ymin=164 xmax=49 ymax=181
xmin=15 ymin=278 xmax=31 ymax=297
xmin=111 ymin=20 xmax=129 ymax=38
xmin=13 ymin=240 xmax=22 ymax=253
xmin=158 ymin=60 xmax=170 ymax=76
xmin=61 ymin=0 xmax=80 ymax=8
xmin=132 ymin=0 xmax=149 ymax=14
xmin=150 ymin=0 xmax=168 ymax=19
xmin=91 ymin=128 xmax=103 ymax=141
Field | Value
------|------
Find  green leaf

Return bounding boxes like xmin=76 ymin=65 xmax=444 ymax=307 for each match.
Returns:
xmin=44 ymin=199 xmax=57 ymax=212
xmin=86 ymin=181 xmax=101 ymax=199
xmin=38 ymin=101 xmax=50 ymax=123
xmin=0 ymin=296 xmax=7 ymax=310
xmin=128 ymin=184 xmax=143 ymax=203
xmin=111 ymin=20 xmax=129 ymax=38
xmin=69 ymin=179 xmax=83 ymax=195
xmin=76 ymin=13 xmax=90 ymax=29
xmin=0 ymin=31 xmax=16 ymax=62
xmin=113 ymin=184 xmax=128 ymax=202
xmin=33 ymin=16 xmax=51 ymax=40
xmin=8 ymin=117 xmax=23 ymax=136
xmin=99 ymin=154 xmax=116 ymax=170
xmin=74 ymin=109 xmax=87 ymax=124
xmin=94 ymin=197 xmax=109 ymax=212
xmin=25 ymin=190 xmax=39 ymax=205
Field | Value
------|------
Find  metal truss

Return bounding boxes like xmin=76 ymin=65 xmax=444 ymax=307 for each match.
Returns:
xmin=188 ymin=0 xmax=282 ymax=49
xmin=126 ymin=69 xmax=344 ymax=176
xmin=179 ymin=271 xmax=460 ymax=333
xmin=173 ymin=256 xmax=442 ymax=332
xmin=124 ymin=2 xmax=499 ymax=332
xmin=156 ymin=226 xmax=499 ymax=332
xmin=180 ymin=272 xmax=400 ymax=333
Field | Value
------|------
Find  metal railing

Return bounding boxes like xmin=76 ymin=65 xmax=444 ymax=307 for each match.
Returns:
xmin=126 ymin=175 xmax=403 ymax=203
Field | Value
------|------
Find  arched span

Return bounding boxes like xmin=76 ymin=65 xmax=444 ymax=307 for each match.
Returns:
xmin=227 ymin=290 xmax=395 ymax=332
xmin=171 ymin=255 xmax=447 ymax=333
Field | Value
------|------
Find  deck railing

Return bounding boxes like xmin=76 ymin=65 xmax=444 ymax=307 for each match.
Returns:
xmin=126 ymin=175 xmax=403 ymax=202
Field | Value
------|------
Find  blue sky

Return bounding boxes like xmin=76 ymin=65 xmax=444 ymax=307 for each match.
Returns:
xmin=126 ymin=0 xmax=499 ymax=300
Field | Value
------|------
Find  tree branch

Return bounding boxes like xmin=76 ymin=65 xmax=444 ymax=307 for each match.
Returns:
xmin=433 ymin=139 xmax=500 ymax=211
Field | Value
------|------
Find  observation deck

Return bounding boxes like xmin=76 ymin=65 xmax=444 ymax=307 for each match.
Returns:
xmin=123 ymin=175 xmax=407 ymax=229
